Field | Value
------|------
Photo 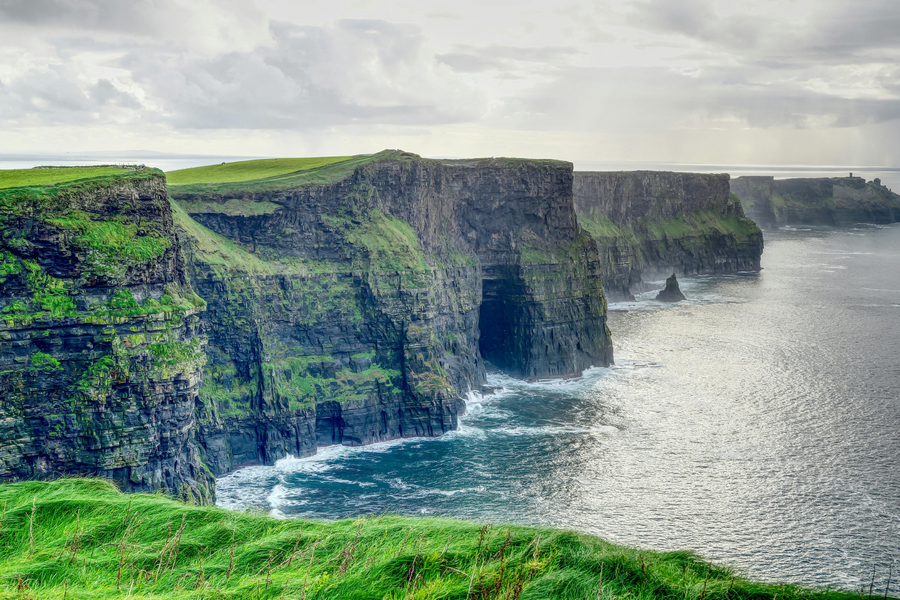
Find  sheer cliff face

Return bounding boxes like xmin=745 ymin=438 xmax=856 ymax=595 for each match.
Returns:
xmin=173 ymin=154 xmax=613 ymax=476
xmin=731 ymin=176 xmax=900 ymax=230
xmin=0 ymin=171 xmax=213 ymax=503
xmin=574 ymin=171 xmax=764 ymax=300
xmin=0 ymin=155 xmax=613 ymax=497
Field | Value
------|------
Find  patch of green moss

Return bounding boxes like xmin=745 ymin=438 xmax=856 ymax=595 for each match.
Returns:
xmin=45 ymin=211 xmax=171 ymax=265
xmin=172 ymin=200 xmax=314 ymax=276
xmin=322 ymin=208 xmax=430 ymax=275
xmin=640 ymin=209 xmax=761 ymax=244
xmin=0 ymin=249 xmax=22 ymax=282
xmin=148 ymin=338 xmax=206 ymax=379
xmin=264 ymin=354 xmax=402 ymax=409
xmin=29 ymin=352 xmax=62 ymax=371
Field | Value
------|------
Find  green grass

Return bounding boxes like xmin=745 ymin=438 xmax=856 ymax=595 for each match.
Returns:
xmin=166 ymin=151 xmax=421 ymax=197
xmin=0 ymin=168 xmax=164 ymax=222
xmin=171 ymin=201 xmax=312 ymax=276
xmin=0 ymin=478 xmax=875 ymax=600
xmin=167 ymin=154 xmax=390 ymax=197
xmin=166 ymin=157 xmax=354 ymax=186
xmin=0 ymin=166 xmax=133 ymax=190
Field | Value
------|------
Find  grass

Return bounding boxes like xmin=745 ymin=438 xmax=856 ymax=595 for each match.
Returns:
xmin=0 ymin=478 xmax=879 ymax=600
xmin=167 ymin=154 xmax=396 ymax=197
xmin=171 ymin=201 xmax=311 ymax=276
xmin=166 ymin=157 xmax=354 ymax=186
xmin=579 ymin=210 xmax=760 ymax=246
xmin=0 ymin=166 xmax=133 ymax=190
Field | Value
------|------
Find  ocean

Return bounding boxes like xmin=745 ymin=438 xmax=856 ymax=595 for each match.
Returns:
xmin=217 ymin=224 xmax=900 ymax=591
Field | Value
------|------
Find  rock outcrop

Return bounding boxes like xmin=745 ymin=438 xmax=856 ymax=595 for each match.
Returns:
xmin=574 ymin=171 xmax=764 ymax=300
xmin=656 ymin=274 xmax=685 ymax=302
xmin=730 ymin=176 xmax=900 ymax=230
xmin=0 ymin=169 xmax=214 ymax=502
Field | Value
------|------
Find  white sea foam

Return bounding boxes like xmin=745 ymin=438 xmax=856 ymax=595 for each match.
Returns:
xmin=492 ymin=424 xmax=619 ymax=437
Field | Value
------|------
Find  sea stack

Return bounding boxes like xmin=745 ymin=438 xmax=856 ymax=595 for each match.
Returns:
xmin=656 ymin=273 xmax=686 ymax=302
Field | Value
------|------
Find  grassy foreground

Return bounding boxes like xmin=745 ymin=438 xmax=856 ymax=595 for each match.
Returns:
xmin=0 ymin=480 xmax=866 ymax=600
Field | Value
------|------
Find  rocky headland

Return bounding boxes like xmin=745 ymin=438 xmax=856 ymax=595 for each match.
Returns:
xmin=730 ymin=175 xmax=900 ymax=230
xmin=0 ymin=167 xmax=214 ymax=502
xmin=574 ymin=171 xmax=764 ymax=300
xmin=0 ymin=152 xmax=614 ymax=499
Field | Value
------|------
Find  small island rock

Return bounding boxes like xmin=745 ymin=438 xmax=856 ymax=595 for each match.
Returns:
xmin=656 ymin=273 xmax=686 ymax=302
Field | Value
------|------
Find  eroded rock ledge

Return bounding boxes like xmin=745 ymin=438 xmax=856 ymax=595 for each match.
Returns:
xmin=574 ymin=171 xmax=764 ymax=300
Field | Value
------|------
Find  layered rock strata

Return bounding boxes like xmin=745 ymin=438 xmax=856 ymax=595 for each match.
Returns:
xmin=730 ymin=176 xmax=900 ymax=230
xmin=574 ymin=171 xmax=764 ymax=300
xmin=172 ymin=151 xmax=613 ymax=477
xmin=0 ymin=169 xmax=213 ymax=502
xmin=0 ymin=154 xmax=615 ymax=497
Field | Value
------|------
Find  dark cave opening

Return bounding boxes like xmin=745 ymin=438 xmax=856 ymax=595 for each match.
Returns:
xmin=478 ymin=266 xmax=529 ymax=377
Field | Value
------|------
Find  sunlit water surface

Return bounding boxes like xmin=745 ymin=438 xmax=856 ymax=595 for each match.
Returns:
xmin=217 ymin=225 xmax=900 ymax=590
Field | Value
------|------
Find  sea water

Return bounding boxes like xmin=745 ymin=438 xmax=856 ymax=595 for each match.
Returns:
xmin=216 ymin=224 xmax=900 ymax=590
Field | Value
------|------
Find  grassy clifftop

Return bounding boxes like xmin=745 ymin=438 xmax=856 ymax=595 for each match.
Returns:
xmin=0 ymin=479 xmax=870 ymax=600
xmin=167 ymin=156 xmax=354 ymax=186
xmin=0 ymin=166 xmax=139 ymax=190
xmin=167 ymin=152 xmax=409 ymax=197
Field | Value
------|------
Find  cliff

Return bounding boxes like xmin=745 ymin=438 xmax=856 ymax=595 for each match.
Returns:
xmin=574 ymin=171 xmax=764 ymax=300
xmin=730 ymin=176 xmax=900 ymax=230
xmin=171 ymin=151 xmax=613 ymax=477
xmin=0 ymin=167 xmax=213 ymax=502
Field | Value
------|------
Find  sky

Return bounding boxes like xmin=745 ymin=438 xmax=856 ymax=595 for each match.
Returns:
xmin=1 ymin=0 xmax=899 ymax=166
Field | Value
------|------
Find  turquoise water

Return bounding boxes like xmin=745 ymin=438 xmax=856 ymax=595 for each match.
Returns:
xmin=217 ymin=224 xmax=900 ymax=591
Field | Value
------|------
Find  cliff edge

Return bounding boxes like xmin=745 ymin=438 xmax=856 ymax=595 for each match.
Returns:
xmin=574 ymin=171 xmax=763 ymax=300
xmin=730 ymin=175 xmax=900 ymax=230
xmin=0 ymin=167 xmax=213 ymax=502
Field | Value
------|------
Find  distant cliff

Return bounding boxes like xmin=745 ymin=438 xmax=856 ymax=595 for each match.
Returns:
xmin=574 ymin=171 xmax=763 ymax=300
xmin=0 ymin=169 xmax=213 ymax=502
xmin=731 ymin=176 xmax=900 ymax=230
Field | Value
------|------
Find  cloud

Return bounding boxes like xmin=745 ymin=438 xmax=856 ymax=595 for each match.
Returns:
xmin=624 ymin=0 xmax=900 ymax=67
xmin=119 ymin=19 xmax=486 ymax=129
xmin=437 ymin=44 xmax=580 ymax=73
xmin=0 ymin=0 xmax=898 ymax=164
xmin=0 ymin=66 xmax=142 ymax=125
xmin=490 ymin=64 xmax=900 ymax=133
xmin=0 ymin=17 xmax=486 ymax=130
